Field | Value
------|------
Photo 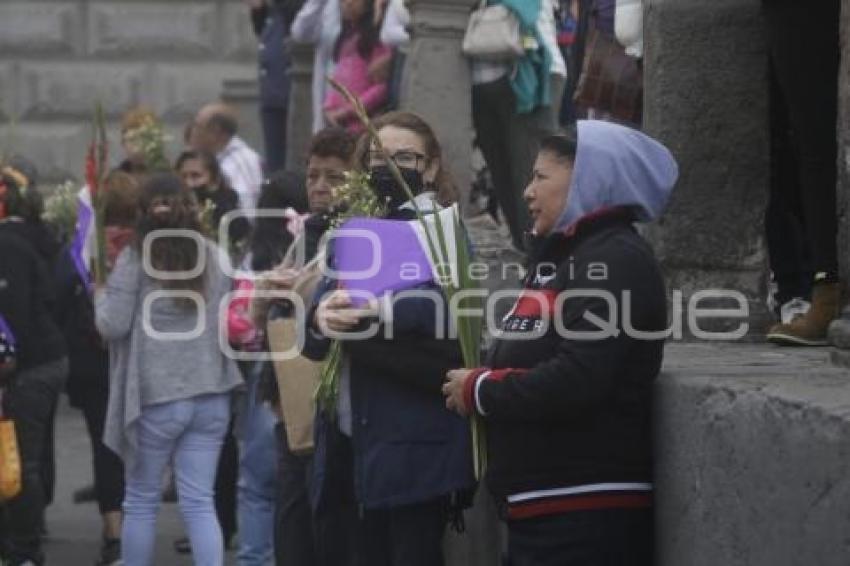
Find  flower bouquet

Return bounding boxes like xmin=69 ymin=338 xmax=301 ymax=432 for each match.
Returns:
xmin=123 ymin=114 xmax=171 ymax=172
xmin=314 ymin=170 xmax=388 ymax=416
xmin=42 ymin=180 xmax=79 ymax=243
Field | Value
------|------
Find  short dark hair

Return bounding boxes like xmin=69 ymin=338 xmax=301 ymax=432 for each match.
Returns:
xmin=0 ymin=173 xmax=24 ymax=219
xmin=251 ymin=170 xmax=308 ymax=271
xmin=307 ymin=127 xmax=356 ymax=164
xmin=103 ymin=171 xmax=141 ymax=227
xmin=539 ymin=131 xmax=578 ymax=163
xmin=207 ymin=111 xmax=238 ymax=138
xmin=259 ymin=170 xmax=308 ymax=214
xmin=7 ymin=155 xmax=38 ymax=190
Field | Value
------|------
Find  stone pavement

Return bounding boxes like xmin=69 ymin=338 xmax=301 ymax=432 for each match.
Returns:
xmin=43 ymin=398 xmax=238 ymax=566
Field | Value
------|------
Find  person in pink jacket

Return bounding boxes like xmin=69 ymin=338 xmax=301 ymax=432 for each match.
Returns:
xmin=323 ymin=0 xmax=391 ymax=133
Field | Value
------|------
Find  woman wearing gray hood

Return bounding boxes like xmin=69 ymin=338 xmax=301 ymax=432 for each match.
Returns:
xmin=444 ymin=120 xmax=678 ymax=565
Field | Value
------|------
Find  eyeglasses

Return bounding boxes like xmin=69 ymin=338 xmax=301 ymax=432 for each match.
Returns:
xmin=368 ymin=150 xmax=427 ymax=170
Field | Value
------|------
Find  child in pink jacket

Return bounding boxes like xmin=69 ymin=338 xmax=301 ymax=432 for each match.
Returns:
xmin=323 ymin=0 xmax=392 ymax=133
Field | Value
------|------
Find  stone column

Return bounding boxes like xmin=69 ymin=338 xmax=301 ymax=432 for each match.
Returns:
xmin=285 ymin=40 xmax=316 ymax=173
xmin=221 ymin=78 xmax=264 ymax=155
xmin=400 ymin=3 xmax=503 ymax=564
xmin=642 ymin=0 xmax=772 ymax=338
xmin=400 ymin=4 xmax=504 ymax=561
xmin=400 ymin=0 xmax=477 ymax=213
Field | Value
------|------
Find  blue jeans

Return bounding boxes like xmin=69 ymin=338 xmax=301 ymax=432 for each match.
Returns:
xmin=122 ymin=393 xmax=231 ymax=566
xmin=236 ymin=362 xmax=278 ymax=565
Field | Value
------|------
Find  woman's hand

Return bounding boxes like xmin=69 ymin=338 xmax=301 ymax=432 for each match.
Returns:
xmin=315 ymin=290 xmax=365 ymax=335
xmin=257 ymin=267 xmax=299 ymax=292
xmin=443 ymin=368 xmax=474 ymax=416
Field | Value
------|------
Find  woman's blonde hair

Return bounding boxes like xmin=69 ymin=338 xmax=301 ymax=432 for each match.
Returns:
xmin=121 ymin=106 xmax=159 ymax=134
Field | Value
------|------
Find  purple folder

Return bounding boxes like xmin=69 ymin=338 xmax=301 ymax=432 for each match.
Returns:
xmin=334 ymin=218 xmax=434 ymax=306
xmin=0 ymin=315 xmax=15 ymax=347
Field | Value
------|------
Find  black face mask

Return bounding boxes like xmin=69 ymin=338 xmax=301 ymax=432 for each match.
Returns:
xmin=369 ymin=165 xmax=425 ymax=211
xmin=192 ymin=185 xmax=213 ymax=202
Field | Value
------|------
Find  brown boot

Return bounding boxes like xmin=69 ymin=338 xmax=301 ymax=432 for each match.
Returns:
xmin=767 ymin=282 xmax=841 ymax=346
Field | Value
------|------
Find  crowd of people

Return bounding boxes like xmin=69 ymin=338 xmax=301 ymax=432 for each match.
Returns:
xmin=0 ymin=100 xmax=677 ymax=566
xmin=0 ymin=0 xmax=842 ymax=565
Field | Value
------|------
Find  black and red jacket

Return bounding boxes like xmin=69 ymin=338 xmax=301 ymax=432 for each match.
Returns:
xmin=465 ymin=209 xmax=667 ymax=520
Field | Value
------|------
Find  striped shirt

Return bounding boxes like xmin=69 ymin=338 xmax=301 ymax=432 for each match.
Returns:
xmin=218 ymin=136 xmax=264 ymax=216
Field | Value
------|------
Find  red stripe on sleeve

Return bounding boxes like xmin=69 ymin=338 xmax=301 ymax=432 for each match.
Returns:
xmin=463 ymin=368 xmax=489 ymax=415
xmin=487 ymin=368 xmax=528 ymax=382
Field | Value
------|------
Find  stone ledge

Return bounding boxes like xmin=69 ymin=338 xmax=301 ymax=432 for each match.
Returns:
xmin=16 ymin=61 xmax=153 ymax=120
xmin=87 ymin=2 xmax=218 ymax=57
xmin=656 ymin=343 xmax=850 ymax=566
xmin=220 ymin=3 xmax=260 ymax=60
xmin=0 ymin=3 xmax=82 ymax=56
xmin=151 ymin=62 xmax=255 ymax=121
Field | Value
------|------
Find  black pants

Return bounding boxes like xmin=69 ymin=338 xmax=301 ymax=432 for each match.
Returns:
xmin=1 ymin=358 xmax=67 ymax=566
xmin=315 ymin=426 xmax=447 ymax=566
xmin=262 ymin=106 xmax=288 ymax=174
xmin=472 ymin=76 xmax=556 ymax=250
xmin=41 ymin=396 xmax=57 ymax=509
xmin=215 ymin=419 xmax=239 ymax=545
xmin=78 ymin=384 xmax=125 ymax=514
xmin=763 ymin=0 xmax=840 ymax=280
xmin=313 ymin=424 xmax=357 ymax=566
xmin=274 ymin=422 xmax=317 ymax=566
xmin=507 ymin=508 xmax=653 ymax=566
xmin=355 ymin=499 xmax=448 ymax=566
xmin=765 ymin=64 xmax=812 ymax=304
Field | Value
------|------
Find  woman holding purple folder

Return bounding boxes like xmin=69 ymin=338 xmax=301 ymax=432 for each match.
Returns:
xmin=302 ymin=112 xmax=474 ymax=566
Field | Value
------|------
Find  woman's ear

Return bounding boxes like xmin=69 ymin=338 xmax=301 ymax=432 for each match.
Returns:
xmin=424 ymin=157 xmax=440 ymax=185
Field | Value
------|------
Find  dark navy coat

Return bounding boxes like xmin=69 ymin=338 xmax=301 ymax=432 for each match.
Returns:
xmin=303 ymin=233 xmax=474 ymax=511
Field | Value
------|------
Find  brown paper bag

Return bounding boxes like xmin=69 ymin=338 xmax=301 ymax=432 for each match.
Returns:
xmin=267 ymin=317 xmax=323 ymax=455
xmin=0 ymin=418 xmax=21 ymax=502
xmin=262 ymin=233 xmax=328 ymax=454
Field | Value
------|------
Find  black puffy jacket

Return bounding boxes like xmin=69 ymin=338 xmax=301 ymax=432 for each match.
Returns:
xmin=466 ymin=209 xmax=667 ymax=520
xmin=0 ymin=222 xmax=66 ymax=372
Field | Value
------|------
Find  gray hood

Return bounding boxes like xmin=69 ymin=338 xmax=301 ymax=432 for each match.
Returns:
xmin=553 ymin=120 xmax=679 ymax=233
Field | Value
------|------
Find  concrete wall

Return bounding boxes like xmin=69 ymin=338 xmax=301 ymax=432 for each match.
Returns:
xmin=643 ymin=0 xmax=772 ymax=336
xmin=656 ymin=343 xmax=850 ymax=566
xmin=0 ymin=0 xmax=258 ymax=183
